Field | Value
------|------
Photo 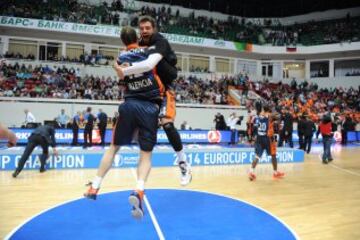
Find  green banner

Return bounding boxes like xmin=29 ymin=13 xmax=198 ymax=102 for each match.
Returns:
xmin=234 ymin=42 xmax=252 ymax=52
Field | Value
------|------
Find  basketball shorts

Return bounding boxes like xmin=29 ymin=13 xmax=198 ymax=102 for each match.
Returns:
xmin=112 ymin=99 xmax=159 ymax=151
xmin=255 ymin=135 xmax=271 ymax=158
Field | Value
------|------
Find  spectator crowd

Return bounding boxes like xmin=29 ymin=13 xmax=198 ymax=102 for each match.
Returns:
xmin=1 ymin=0 xmax=359 ymax=45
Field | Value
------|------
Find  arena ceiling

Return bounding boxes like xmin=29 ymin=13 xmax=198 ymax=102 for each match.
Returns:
xmin=142 ymin=0 xmax=360 ymax=17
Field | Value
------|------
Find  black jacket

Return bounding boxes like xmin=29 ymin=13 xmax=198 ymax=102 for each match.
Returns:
xmin=304 ymin=120 xmax=316 ymax=137
xmin=31 ymin=125 xmax=56 ymax=147
xmin=297 ymin=119 xmax=305 ymax=135
xmin=342 ymin=119 xmax=353 ymax=131
xmin=282 ymin=113 xmax=293 ymax=132
xmin=139 ymin=32 xmax=177 ymax=85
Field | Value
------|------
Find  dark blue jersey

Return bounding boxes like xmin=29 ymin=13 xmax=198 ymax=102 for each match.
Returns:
xmin=254 ymin=115 xmax=269 ymax=136
xmin=117 ymin=46 xmax=164 ymax=103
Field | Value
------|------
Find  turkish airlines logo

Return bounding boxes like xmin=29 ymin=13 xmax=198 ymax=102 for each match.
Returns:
xmin=207 ymin=131 xmax=221 ymax=143
xmin=92 ymin=130 xmax=101 ymax=143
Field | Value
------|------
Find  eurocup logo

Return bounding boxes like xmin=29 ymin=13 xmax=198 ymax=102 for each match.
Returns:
xmin=207 ymin=130 xmax=221 ymax=143
xmin=114 ymin=154 xmax=124 ymax=167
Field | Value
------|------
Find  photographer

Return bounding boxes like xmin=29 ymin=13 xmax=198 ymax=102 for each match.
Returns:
xmin=214 ymin=113 xmax=227 ymax=130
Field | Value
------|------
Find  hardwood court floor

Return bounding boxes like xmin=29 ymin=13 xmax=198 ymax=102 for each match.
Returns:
xmin=1 ymin=144 xmax=360 ymax=239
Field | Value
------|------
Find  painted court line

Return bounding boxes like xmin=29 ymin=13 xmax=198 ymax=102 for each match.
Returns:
xmin=317 ymin=154 xmax=360 ymax=177
xmin=147 ymin=187 xmax=300 ymax=240
xmin=328 ymin=163 xmax=360 ymax=177
xmin=4 ymin=195 xmax=89 ymax=240
xmin=130 ymin=168 xmax=165 ymax=240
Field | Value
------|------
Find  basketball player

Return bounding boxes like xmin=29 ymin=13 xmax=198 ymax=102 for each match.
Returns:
xmin=114 ymin=16 xmax=192 ymax=186
xmin=248 ymin=105 xmax=285 ymax=181
xmin=85 ymin=27 xmax=164 ymax=219
xmin=267 ymin=111 xmax=285 ymax=179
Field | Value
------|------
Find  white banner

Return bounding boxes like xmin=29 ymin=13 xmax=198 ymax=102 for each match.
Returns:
xmin=2 ymin=16 xmax=357 ymax=54
xmin=0 ymin=16 xmax=243 ymax=51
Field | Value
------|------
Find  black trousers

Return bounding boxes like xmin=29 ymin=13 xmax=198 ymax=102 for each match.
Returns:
xmin=278 ymin=130 xmax=293 ymax=148
xmin=278 ymin=132 xmax=284 ymax=147
xmin=72 ymin=127 xmax=79 ymax=145
xmin=304 ymin=135 xmax=313 ymax=153
xmin=298 ymin=134 xmax=304 ymax=150
xmin=99 ymin=124 xmax=107 ymax=145
xmin=230 ymin=129 xmax=237 ymax=144
xmin=341 ymin=130 xmax=348 ymax=145
xmin=84 ymin=126 xmax=93 ymax=147
xmin=16 ymin=134 xmax=49 ymax=173
xmin=286 ymin=130 xmax=294 ymax=148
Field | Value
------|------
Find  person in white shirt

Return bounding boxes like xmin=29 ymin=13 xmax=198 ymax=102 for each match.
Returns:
xmin=24 ymin=109 xmax=36 ymax=126
xmin=56 ymin=109 xmax=70 ymax=128
xmin=227 ymin=112 xmax=241 ymax=145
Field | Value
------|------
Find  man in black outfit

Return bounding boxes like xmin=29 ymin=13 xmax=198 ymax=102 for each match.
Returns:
xmin=341 ymin=115 xmax=353 ymax=145
xmin=278 ymin=108 xmax=294 ymax=148
xmin=297 ymin=115 xmax=306 ymax=150
xmin=12 ymin=124 xmax=58 ymax=178
xmin=71 ymin=111 xmax=81 ymax=146
xmin=97 ymin=109 xmax=108 ymax=146
xmin=83 ymin=107 xmax=95 ymax=148
xmin=303 ymin=115 xmax=316 ymax=154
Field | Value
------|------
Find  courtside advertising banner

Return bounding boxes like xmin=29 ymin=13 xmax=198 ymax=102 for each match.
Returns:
xmin=9 ymin=129 xmax=237 ymax=144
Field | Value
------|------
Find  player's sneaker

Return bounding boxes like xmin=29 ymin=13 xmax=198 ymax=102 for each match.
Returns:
xmin=129 ymin=190 xmax=144 ymax=219
xmin=248 ymin=172 xmax=256 ymax=181
xmin=12 ymin=170 xmax=20 ymax=178
xmin=84 ymin=182 xmax=99 ymax=200
xmin=273 ymin=171 xmax=285 ymax=179
xmin=179 ymin=161 xmax=192 ymax=186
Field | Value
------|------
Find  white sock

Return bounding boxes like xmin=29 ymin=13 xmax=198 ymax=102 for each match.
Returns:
xmin=176 ymin=150 xmax=186 ymax=164
xmin=91 ymin=176 xmax=103 ymax=189
xmin=136 ymin=180 xmax=145 ymax=191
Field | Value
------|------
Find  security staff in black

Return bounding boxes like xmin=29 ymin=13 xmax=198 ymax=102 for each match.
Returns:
xmin=71 ymin=111 xmax=81 ymax=146
xmin=297 ymin=115 xmax=306 ymax=150
xmin=12 ymin=125 xmax=58 ymax=178
xmin=97 ymin=109 xmax=108 ymax=146
xmin=303 ymin=116 xmax=316 ymax=154
xmin=83 ymin=107 xmax=95 ymax=148
xmin=278 ymin=108 xmax=294 ymax=148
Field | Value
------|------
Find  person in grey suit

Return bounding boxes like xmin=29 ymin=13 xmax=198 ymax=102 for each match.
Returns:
xmin=12 ymin=124 xmax=58 ymax=178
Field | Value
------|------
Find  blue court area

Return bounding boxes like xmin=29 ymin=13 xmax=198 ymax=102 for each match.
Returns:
xmin=7 ymin=189 xmax=297 ymax=240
